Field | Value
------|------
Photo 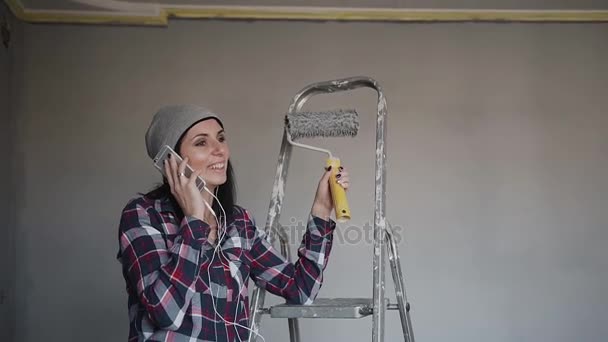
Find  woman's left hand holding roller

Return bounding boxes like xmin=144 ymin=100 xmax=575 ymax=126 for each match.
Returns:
xmin=311 ymin=165 xmax=350 ymax=221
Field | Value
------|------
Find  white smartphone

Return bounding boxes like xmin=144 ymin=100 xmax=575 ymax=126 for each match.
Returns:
xmin=153 ymin=145 xmax=207 ymax=192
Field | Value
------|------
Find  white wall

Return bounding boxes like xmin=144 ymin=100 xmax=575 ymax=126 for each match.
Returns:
xmin=10 ymin=19 xmax=608 ymax=342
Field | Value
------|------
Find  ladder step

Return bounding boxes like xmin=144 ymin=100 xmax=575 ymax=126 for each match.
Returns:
xmin=269 ymin=298 xmax=386 ymax=319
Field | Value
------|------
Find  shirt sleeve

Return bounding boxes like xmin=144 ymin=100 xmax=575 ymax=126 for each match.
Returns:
xmin=245 ymin=209 xmax=336 ymax=305
xmin=118 ymin=200 xmax=212 ymax=330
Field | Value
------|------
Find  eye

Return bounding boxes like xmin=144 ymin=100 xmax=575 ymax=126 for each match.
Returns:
xmin=218 ymin=135 xmax=226 ymax=143
xmin=195 ymin=139 xmax=207 ymax=146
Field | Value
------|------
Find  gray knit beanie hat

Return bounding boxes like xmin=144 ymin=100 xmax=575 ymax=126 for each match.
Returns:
xmin=145 ymin=104 xmax=223 ymax=159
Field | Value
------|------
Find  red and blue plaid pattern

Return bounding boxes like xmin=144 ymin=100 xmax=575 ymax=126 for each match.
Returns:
xmin=117 ymin=195 xmax=336 ymax=341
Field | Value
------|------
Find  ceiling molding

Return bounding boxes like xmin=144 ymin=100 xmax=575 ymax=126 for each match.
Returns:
xmin=6 ymin=0 xmax=608 ymax=25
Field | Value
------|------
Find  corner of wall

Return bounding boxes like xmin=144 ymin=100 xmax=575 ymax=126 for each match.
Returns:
xmin=1 ymin=1 xmax=21 ymax=341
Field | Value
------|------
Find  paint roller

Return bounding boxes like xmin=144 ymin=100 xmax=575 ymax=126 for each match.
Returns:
xmin=285 ymin=109 xmax=359 ymax=223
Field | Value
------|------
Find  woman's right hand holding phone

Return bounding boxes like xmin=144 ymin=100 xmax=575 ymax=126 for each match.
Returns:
xmin=164 ymin=152 xmax=207 ymax=222
xmin=164 ymin=153 xmax=218 ymax=244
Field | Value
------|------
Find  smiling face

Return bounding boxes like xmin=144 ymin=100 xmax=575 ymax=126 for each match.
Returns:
xmin=178 ymin=118 xmax=230 ymax=189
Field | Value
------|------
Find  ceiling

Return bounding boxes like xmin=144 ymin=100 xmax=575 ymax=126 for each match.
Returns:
xmin=5 ymin=0 xmax=608 ymax=25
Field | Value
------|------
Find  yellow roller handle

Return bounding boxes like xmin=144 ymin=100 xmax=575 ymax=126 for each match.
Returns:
xmin=326 ymin=157 xmax=351 ymax=223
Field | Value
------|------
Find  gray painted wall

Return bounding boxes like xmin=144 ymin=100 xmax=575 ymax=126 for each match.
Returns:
xmin=1 ymin=3 xmax=17 ymax=342
xmin=9 ymin=19 xmax=608 ymax=342
xmin=0 ymin=15 xmax=8 ymax=342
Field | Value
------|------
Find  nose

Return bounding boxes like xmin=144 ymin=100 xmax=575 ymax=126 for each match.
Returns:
xmin=211 ymin=139 xmax=225 ymax=156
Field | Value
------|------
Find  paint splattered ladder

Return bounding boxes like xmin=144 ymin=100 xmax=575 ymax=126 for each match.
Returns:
xmin=248 ymin=77 xmax=415 ymax=342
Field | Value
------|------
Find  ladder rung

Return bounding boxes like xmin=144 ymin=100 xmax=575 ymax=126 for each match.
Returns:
xmin=268 ymin=298 xmax=389 ymax=319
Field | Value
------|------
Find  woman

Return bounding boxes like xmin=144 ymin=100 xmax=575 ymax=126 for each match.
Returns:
xmin=117 ymin=105 xmax=350 ymax=341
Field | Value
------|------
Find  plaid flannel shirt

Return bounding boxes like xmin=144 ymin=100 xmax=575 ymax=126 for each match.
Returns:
xmin=117 ymin=195 xmax=336 ymax=341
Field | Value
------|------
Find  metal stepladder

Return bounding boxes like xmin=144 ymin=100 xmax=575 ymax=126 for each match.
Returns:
xmin=248 ymin=76 xmax=415 ymax=342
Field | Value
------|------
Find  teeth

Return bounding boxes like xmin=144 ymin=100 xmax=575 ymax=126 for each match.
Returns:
xmin=210 ymin=163 xmax=225 ymax=170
